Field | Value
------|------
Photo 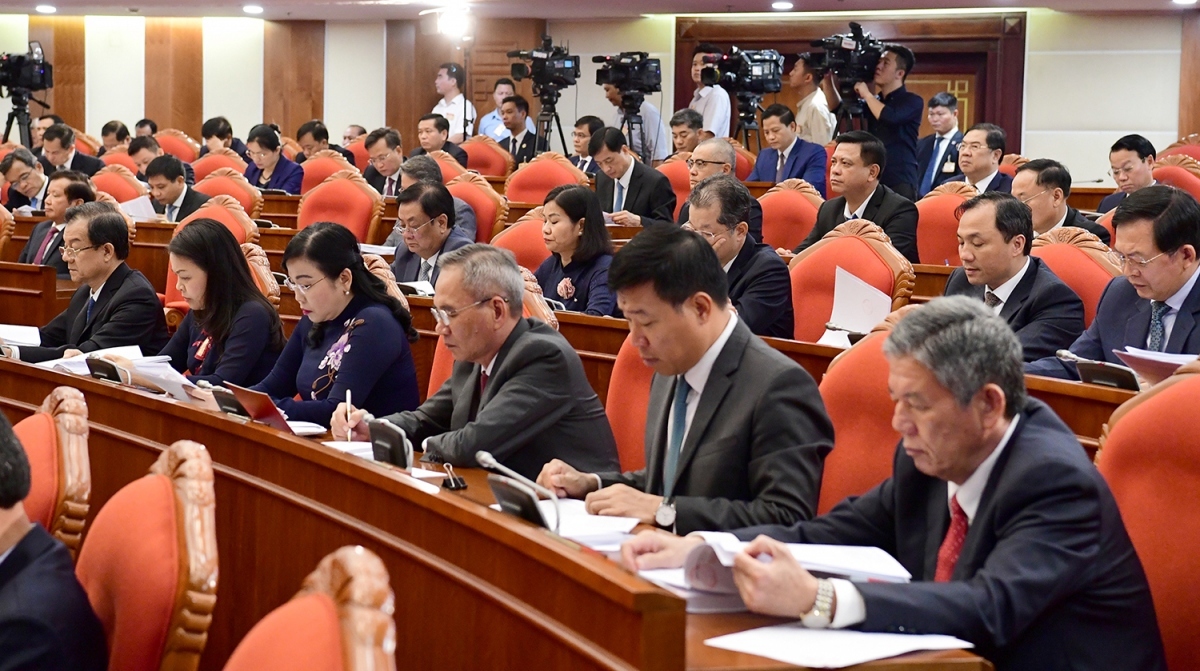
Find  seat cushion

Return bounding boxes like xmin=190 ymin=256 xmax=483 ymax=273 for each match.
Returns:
xmin=15 ymin=412 xmax=58 ymax=530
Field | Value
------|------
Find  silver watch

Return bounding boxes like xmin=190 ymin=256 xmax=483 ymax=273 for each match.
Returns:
xmin=800 ymin=578 xmax=835 ymax=628
xmin=654 ymin=500 xmax=676 ymax=528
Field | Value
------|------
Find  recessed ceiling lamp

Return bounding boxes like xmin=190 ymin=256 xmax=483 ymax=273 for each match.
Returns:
xmin=243 ymin=4 xmax=264 ymax=13
xmin=772 ymin=1 xmax=794 ymax=8
xmin=35 ymin=4 xmax=56 ymax=12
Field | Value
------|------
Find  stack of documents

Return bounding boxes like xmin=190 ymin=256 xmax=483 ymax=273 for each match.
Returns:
xmin=705 ymin=624 xmax=971 ymax=668
xmin=35 ymin=346 xmax=158 ymax=375
xmin=131 ymin=360 xmax=197 ymax=401
xmin=322 ymin=440 xmax=375 ymax=459
xmin=287 ymin=421 xmax=327 ymax=437
xmin=0 ymin=324 xmax=40 ymax=346
xmin=1113 ymin=347 xmax=1197 ymax=386
xmin=487 ymin=498 xmax=639 ymax=550
xmin=358 ymin=243 xmax=396 ymax=256
xmin=816 ymin=267 xmax=893 ymax=349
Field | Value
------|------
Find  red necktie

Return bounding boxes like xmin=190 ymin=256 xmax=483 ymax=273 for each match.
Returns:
xmin=935 ymin=495 xmax=968 ymax=582
xmin=33 ymin=226 xmax=59 ymax=265
xmin=479 ymin=371 xmax=488 ymax=397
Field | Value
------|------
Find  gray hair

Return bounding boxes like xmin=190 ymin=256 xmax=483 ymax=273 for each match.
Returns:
xmin=440 ymin=244 xmax=524 ymax=313
xmin=688 ymin=174 xmax=753 ymax=230
xmin=694 ymin=138 xmax=736 ymax=167
xmin=0 ymin=147 xmax=37 ymax=174
xmin=669 ymin=108 xmax=703 ymax=131
xmin=399 ymin=154 xmax=443 ymax=183
xmin=882 ymin=296 xmax=1026 ymax=417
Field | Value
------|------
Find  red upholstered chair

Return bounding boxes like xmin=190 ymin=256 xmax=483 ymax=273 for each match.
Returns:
xmin=606 ymin=334 xmax=654 ymax=472
xmin=504 ymin=152 xmax=589 ymax=204
xmin=297 ymin=170 xmax=385 ymax=243
xmin=154 ymin=129 xmax=201 ymax=163
xmin=0 ymin=204 xmax=14 ymax=259
xmin=300 ymin=149 xmax=358 ymax=195
xmin=1159 ymin=134 xmax=1200 ymax=162
xmin=0 ymin=141 xmax=18 ymax=162
xmin=428 ymin=336 xmax=454 ymax=397
xmin=15 ymin=386 xmax=91 ymax=559
xmin=178 ymin=194 xmax=258 ymax=245
xmin=656 ymin=153 xmax=691 ymax=220
xmin=195 ymin=168 xmax=264 ymax=219
xmin=165 ymin=241 xmax=277 ymax=329
xmin=492 ymin=206 xmax=551 ymax=270
xmin=1032 ymin=227 xmax=1121 ymax=327
xmin=758 ymin=179 xmax=823 ymax=250
xmin=788 ymin=219 xmax=915 ymax=342
xmin=461 ymin=135 xmax=515 ymax=177
xmin=281 ymin=137 xmax=302 ymax=162
xmin=92 ymin=165 xmax=148 ymax=204
xmin=193 ymin=148 xmax=248 ymax=182
xmin=1097 ymin=361 xmax=1200 ymax=671
xmin=1095 ymin=209 xmax=1116 ymax=243
xmin=100 ymin=147 xmax=139 ymax=173
xmin=72 ymin=128 xmax=100 ymax=156
xmin=916 ymin=182 xmax=976 ymax=266
xmin=725 ymin=139 xmax=755 ymax=181
xmin=344 ymin=136 xmax=371 ymax=172
xmin=447 ymin=172 xmax=508 ymax=243
xmin=75 ymin=440 xmax=218 ymax=671
xmin=428 ymin=149 xmax=467 ymax=183
xmin=998 ymin=154 xmax=1028 ymax=177
xmin=1152 ymin=155 xmax=1200 ymax=202
xmin=221 ymin=546 xmax=396 ymax=671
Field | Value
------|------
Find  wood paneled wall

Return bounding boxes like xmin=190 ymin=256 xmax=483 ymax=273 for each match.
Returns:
xmin=144 ymin=18 xmax=204 ymax=135
xmin=1181 ymin=12 xmax=1200 ymax=137
xmin=263 ymin=20 xmax=325 ymax=140
xmin=26 ymin=16 xmax=86 ymax=129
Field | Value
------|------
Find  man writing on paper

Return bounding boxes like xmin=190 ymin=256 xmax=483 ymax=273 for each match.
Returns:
xmin=537 ymin=226 xmax=833 ymax=534
xmin=620 ymin=297 xmax=1166 ymax=671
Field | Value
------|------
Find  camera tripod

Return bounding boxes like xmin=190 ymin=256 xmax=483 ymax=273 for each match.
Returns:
xmin=533 ymin=87 xmax=570 ymax=157
xmin=3 ymin=88 xmax=37 ymax=148
xmin=733 ymin=92 xmax=765 ymax=153
xmin=618 ymin=92 xmax=650 ymax=164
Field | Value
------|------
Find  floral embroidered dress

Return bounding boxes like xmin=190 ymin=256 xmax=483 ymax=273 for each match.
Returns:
xmin=532 ymin=252 xmax=616 ymax=317
xmin=251 ymin=293 xmax=419 ymax=427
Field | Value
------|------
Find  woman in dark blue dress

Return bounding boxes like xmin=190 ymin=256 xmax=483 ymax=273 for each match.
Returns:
xmin=533 ymin=184 xmax=616 ymax=317
xmin=243 ymin=123 xmax=304 ymax=195
xmin=252 ymin=222 xmax=420 ymax=427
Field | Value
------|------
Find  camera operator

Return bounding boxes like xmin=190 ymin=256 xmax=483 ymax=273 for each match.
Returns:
xmin=689 ymin=43 xmax=732 ymax=140
xmin=822 ymin=45 xmax=922 ymax=200
xmin=603 ymin=84 xmax=671 ymax=165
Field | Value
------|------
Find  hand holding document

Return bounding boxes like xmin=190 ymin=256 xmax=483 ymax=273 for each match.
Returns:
xmin=119 ymin=195 xmax=159 ymax=222
xmin=1113 ymin=347 xmax=1198 ymax=386
xmin=816 ymin=267 xmax=892 ymax=349
xmin=0 ymin=325 xmax=40 ymax=347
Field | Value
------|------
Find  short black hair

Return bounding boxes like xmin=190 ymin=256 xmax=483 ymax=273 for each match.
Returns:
xmin=956 ymin=191 xmax=1033 ymax=255
xmin=366 ymin=127 xmax=402 ymax=151
xmin=1110 ymin=134 xmax=1156 ymax=161
xmin=101 ymin=120 xmax=130 ymax=142
xmin=493 ymin=77 xmax=516 ymax=91
xmin=574 ymin=116 xmax=604 ymax=136
xmin=693 ymin=42 xmax=722 ymax=57
xmin=396 ymin=180 xmax=456 ymax=229
xmin=296 ymin=119 xmax=330 ymax=144
xmin=346 ymin=124 xmax=367 ymax=138
xmin=38 ymin=114 xmax=64 ymax=125
xmin=48 ymin=169 xmax=88 ymax=186
xmin=418 ymin=114 xmax=450 ymax=135
xmin=669 ymin=108 xmax=703 ymax=130
xmin=501 ymin=95 xmax=530 ymax=116
xmin=1112 ymin=185 xmax=1200 ymax=255
xmin=835 ymin=130 xmax=887 ymax=171
xmin=0 ymin=411 xmax=30 ymax=509
xmin=608 ymin=224 xmax=729 ymax=308
xmin=928 ymin=92 xmax=957 ymax=110
xmin=0 ymin=147 xmax=37 ymax=173
xmin=201 ymin=116 xmax=234 ymax=141
xmin=544 ymin=184 xmax=613 ymax=264
xmin=145 ymin=154 xmax=187 ymax=182
xmin=135 ymin=118 xmax=158 ymax=134
xmin=128 ymin=135 xmax=161 ymax=157
xmin=884 ymin=44 xmax=916 ymax=80
xmin=688 ymin=174 xmax=754 ymax=230
xmin=761 ymin=103 xmax=795 ymax=126
xmin=247 ymin=123 xmax=282 ymax=151
xmin=796 ymin=52 xmax=820 ymax=76
xmin=66 ymin=202 xmax=130 ymax=259
xmin=41 ymin=123 xmax=75 ymax=147
xmin=588 ymin=127 xmax=627 ymax=156
xmin=967 ymin=123 xmax=1006 ymax=154
xmin=399 ymin=154 xmax=443 ymax=184
xmin=439 ymin=62 xmax=465 ymax=90
xmin=48 ymin=170 xmax=94 ymax=203
xmin=1016 ymin=158 xmax=1073 ymax=198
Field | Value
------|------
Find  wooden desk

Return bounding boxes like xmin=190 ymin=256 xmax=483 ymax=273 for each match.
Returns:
xmin=912 ymin=265 xmax=955 ymax=303
xmin=0 ymin=262 xmax=60 ymax=326
xmin=1066 ymin=186 xmax=1113 ymax=213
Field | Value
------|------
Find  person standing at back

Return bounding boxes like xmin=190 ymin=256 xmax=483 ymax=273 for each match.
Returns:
xmin=432 ymin=62 xmax=476 ymax=144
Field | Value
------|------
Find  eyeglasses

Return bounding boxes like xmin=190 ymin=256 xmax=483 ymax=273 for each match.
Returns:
xmin=1020 ymin=189 xmax=1049 ymax=205
xmin=248 ymin=150 xmax=274 ymax=160
xmin=1108 ymin=164 xmax=1145 ymax=178
xmin=59 ymin=244 xmax=97 ymax=260
xmin=681 ymin=222 xmax=723 ymax=242
xmin=393 ymin=217 xmax=437 ymax=236
xmin=1109 ymin=250 xmax=1169 ymax=270
xmin=959 ymin=142 xmax=989 ymax=152
xmin=11 ymin=168 xmax=40 ymax=186
xmin=369 ymin=154 xmax=393 ymax=166
xmin=686 ymin=158 xmax=730 ymax=170
xmin=432 ymin=297 xmax=505 ymax=326
xmin=284 ymin=276 xmax=327 ymax=295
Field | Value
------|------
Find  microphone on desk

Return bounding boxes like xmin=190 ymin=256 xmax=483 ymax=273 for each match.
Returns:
xmin=476 ymin=450 xmax=561 ymax=534
xmin=1055 ymin=349 xmax=1094 ymax=364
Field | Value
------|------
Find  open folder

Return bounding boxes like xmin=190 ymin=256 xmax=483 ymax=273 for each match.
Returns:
xmin=816 ymin=267 xmax=892 ymax=349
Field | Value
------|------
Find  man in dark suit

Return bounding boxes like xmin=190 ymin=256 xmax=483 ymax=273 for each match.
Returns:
xmin=0 ymin=203 xmax=169 ymax=363
xmin=336 ymin=244 xmax=620 ymax=480
xmin=0 ymin=147 xmax=50 ymax=211
xmin=684 ymin=175 xmax=793 ymax=338
xmin=380 ymin=155 xmax=477 ymax=243
xmin=293 ymin=119 xmax=356 ymax=165
xmin=197 ymin=115 xmax=251 ymax=164
xmin=621 ymin=297 xmax=1166 ymax=671
xmin=591 ymin=127 xmax=676 ymax=228
xmin=17 ymin=171 xmax=95 ymax=278
xmin=946 ymin=123 xmax=1012 ymax=194
xmin=675 ymin=139 xmax=763 ymax=241
xmin=916 ymin=91 xmax=963 ymax=197
xmin=793 ymin=131 xmax=919 ymax=263
xmin=1098 ymin=134 xmax=1158 ymax=214
xmin=30 ymin=114 xmax=63 ymax=158
xmin=145 ymin=155 xmax=210 ymax=224
xmin=943 ymin=192 xmax=1084 ymax=361
xmin=388 ymin=181 xmax=473 ymax=286
xmin=38 ymin=124 xmax=104 ymax=177
xmin=746 ymin=104 xmax=828 ymax=196
xmin=1028 ymin=185 xmax=1200 ymax=379
xmin=1013 ymin=159 xmax=1111 ymax=244
xmin=537 ymin=225 xmax=834 ymax=534
xmin=129 ymin=136 xmax=195 ymax=186
xmin=410 ymin=114 xmax=469 ymax=167
xmin=499 ymin=95 xmax=547 ymax=165
xmin=361 ymin=127 xmax=405 ymax=197
xmin=568 ymin=115 xmax=604 ymax=175
xmin=0 ymin=412 xmax=108 ymax=671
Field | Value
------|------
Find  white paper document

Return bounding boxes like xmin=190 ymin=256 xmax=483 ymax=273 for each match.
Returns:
xmin=640 ymin=567 xmax=747 ymax=614
xmin=0 ymin=324 xmax=41 ymax=346
xmin=1113 ymin=346 xmax=1197 ymax=385
xmin=35 ymin=346 xmax=150 ymax=375
xmin=705 ymin=624 xmax=971 ymax=669
xmin=358 ymin=243 xmax=396 ymax=256
xmin=487 ymin=498 xmax=638 ymax=548
xmin=696 ymin=533 xmax=911 ymax=583
xmin=287 ymin=421 xmax=327 ymax=437
xmin=133 ymin=360 xmax=197 ymax=402
xmin=408 ymin=467 xmax=447 ymax=481
xmin=818 ymin=266 xmax=893 ymax=346
xmin=398 ymin=281 xmax=435 ymax=296
xmin=120 ymin=195 xmax=160 ymax=221
xmin=322 ymin=440 xmax=375 ymax=459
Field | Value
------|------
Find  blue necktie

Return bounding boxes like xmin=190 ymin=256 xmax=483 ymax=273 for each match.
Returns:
xmin=662 ymin=376 xmax=691 ymax=499
xmin=86 ymin=296 xmax=96 ymax=322
xmin=615 ymin=181 xmax=626 ymax=211
xmin=166 ymin=204 xmax=177 ymax=222
xmin=919 ymin=136 xmax=945 ymax=197
xmin=1148 ymin=301 xmax=1170 ymax=352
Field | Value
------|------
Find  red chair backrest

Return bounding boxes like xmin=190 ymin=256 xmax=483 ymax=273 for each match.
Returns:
xmin=100 ymin=150 xmax=139 ymax=173
xmin=300 ymin=153 xmax=357 ymax=195
xmin=824 ymin=142 xmax=838 ymax=197
xmin=461 ymin=139 xmax=512 ymax=177
xmin=491 ymin=217 xmax=551 ymax=271
xmin=1153 ymin=165 xmax=1200 ymax=202
xmin=1031 ymin=235 xmax=1120 ymax=328
xmin=193 ymin=151 xmax=248 ymax=183
xmin=758 ymin=189 xmax=820 ymax=250
xmin=506 ymin=159 xmax=584 ymax=204
xmin=1159 ymin=145 xmax=1200 ymax=163
xmin=1096 ymin=210 xmax=1116 ymax=243
xmin=345 ymin=137 xmax=371 ymax=171
xmin=92 ymin=168 xmax=147 ymax=204
xmin=789 ymin=236 xmax=899 ymax=342
xmin=730 ymin=145 xmax=753 ymax=181
xmin=433 ymin=154 xmax=466 ymax=183
xmin=606 ymin=334 xmax=654 ymax=472
xmin=915 ymin=192 xmax=969 ymax=265
xmin=447 ymin=180 xmax=503 ymax=243
xmin=15 ymin=411 xmax=59 ymax=530
xmin=656 ymin=159 xmax=691 ymax=220
xmin=155 ymin=131 xmax=199 ymax=163
xmin=297 ymin=171 xmax=382 ymax=242
xmin=221 ymin=592 xmax=344 ymax=671
xmin=194 ymin=169 xmax=261 ymax=218
xmin=428 ymin=336 xmax=454 ymax=398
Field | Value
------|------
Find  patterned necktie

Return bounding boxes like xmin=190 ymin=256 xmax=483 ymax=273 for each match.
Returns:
xmin=775 ymin=152 xmax=786 ymax=183
xmin=1148 ymin=301 xmax=1171 ymax=352
xmin=935 ymin=495 xmax=969 ymax=582
xmin=386 ymin=177 xmax=396 ymax=197
xmin=984 ymin=290 xmax=1002 ymax=309
xmin=418 ymin=260 xmax=432 ymax=283
xmin=662 ymin=376 xmax=691 ymax=499
xmin=615 ymin=181 xmax=626 ymax=211
xmin=920 ymin=136 xmax=946 ymax=197
xmin=479 ymin=370 xmax=488 ymax=396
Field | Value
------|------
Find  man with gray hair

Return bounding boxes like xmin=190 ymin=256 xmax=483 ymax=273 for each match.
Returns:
xmin=669 ymin=108 xmax=704 ymax=156
xmin=0 ymin=147 xmax=50 ymax=211
xmin=619 ymin=296 xmax=1165 ymax=671
xmin=670 ymin=138 xmax=763 ymax=241
xmin=335 ymin=244 xmax=619 ymax=480
xmin=380 ymin=154 xmax=477 ymax=243
xmin=684 ymin=175 xmax=792 ymax=338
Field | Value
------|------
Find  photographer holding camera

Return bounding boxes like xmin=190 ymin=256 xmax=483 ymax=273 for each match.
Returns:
xmin=822 ymin=44 xmax=923 ymax=200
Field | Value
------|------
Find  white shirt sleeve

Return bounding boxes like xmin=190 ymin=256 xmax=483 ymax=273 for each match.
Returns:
xmin=829 ymin=578 xmax=867 ymax=628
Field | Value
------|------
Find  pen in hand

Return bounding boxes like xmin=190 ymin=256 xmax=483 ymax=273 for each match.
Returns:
xmin=345 ymin=389 xmax=352 ymax=442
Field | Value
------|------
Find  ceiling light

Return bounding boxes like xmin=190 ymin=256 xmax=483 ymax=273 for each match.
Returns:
xmin=243 ymin=4 xmax=264 ymax=13
xmin=772 ymin=1 xmax=794 ymax=8
xmin=436 ymin=7 xmax=470 ymax=38
xmin=35 ymin=4 xmax=56 ymax=12
xmin=1174 ymin=0 xmax=1198 ymax=5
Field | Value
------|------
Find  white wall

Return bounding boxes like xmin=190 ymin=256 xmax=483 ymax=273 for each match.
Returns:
xmin=0 ymin=14 xmax=30 ymax=143
xmin=84 ymin=16 xmax=144 ymax=137
xmin=1023 ymin=10 xmax=1181 ymax=187
xmin=203 ymin=17 xmax=264 ymax=138
xmin=324 ymin=21 xmax=386 ymax=141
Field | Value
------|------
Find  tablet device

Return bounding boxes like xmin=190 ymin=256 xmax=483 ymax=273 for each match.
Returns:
xmin=223 ymin=383 xmax=292 ymax=432
xmin=367 ymin=418 xmax=412 ymax=468
xmin=487 ymin=475 xmax=549 ymax=530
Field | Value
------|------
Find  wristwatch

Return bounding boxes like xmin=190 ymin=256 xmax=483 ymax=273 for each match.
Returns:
xmin=654 ymin=499 xmax=676 ymax=529
xmin=801 ymin=579 xmax=835 ymax=629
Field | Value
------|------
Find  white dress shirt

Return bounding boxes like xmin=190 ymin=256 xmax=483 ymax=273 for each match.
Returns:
xmin=690 ymin=86 xmax=732 ymax=139
xmin=613 ymin=100 xmax=671 ymax=162
xmin=508 ymin=130 xmax=528 ymax=155
xmin=795 ymin=88 xmax=835 ymax=145
xmin=930 ymin=127 xmax=959 ymax=175
xmin=966 ymin=169 xmax=999 ymax=194
xmin=842 ymin=186 xmax=875 ymax=221
xmin=985 ymin=257 xmax=1031 ymax=315
xmin=1155 ymin=263 xmax=1200 ymax=347
xmin=29 ymin=174 xmax=49 ymax=210
xmin=166 ymin=187 xmax=189 ymax=222
xmin=613 ymin=157 xmax=636 ymax=211
xmin=667 ymin=312 xmax=739 ymax=451
xmin=432 ymin=94 xmax=477 ymax=138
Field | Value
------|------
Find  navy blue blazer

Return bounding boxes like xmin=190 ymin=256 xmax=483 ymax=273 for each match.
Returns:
xmin=746 ymin=139 xmax=828 ymax=197
xmin=534 ymin=252 xmax=615 ymax=317
xmin=410 ymin=142 xmax=469 ymax=168
xmin=1097 ymin=190 xmax=1126 ymax=214
xmin=866 ymin=85 xmax=924 ymax=194
xmin=944 ymin=257 xmax=1085 ymax=362
xmin=251 ymin=294 xmax=419 ymax=427
xmin=0 ymin=525 xmax=108 ymax=671
xmin=244 ymin=154 xmax=304 ymax=195
xmin=160 ymin=301 xmax=282 ymax=387
xmin=916 ymin=130 xmax=964 ymax=195
xmin=39 ymin=151 xmax=104 ymax=177
xmin=1063 ymin=207 xmax=1111 ymax=246
xmin=727 ymin=239 xmax=794 ymax=339
xmin=569 ymin=154 xmax=600 ymax=175
xmin=735 ymin=399 xmax=1166 ymax=671
xmin=389 ymin=225 xmax=474 ymax=286
xmin=17 ymin=220 xmax=69 ymax=278
xmin=947 ymin=171 xmax=1013 ymax=194
xmin=1026 ymin=272 xmax=1200 ymax=379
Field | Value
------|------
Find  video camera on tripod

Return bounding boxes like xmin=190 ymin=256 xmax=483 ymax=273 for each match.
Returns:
xmin=593 ymin=51 xmax=661 ymax=162
xmin=700 ymin=46 xmax=784 ymax=148
xmin=1 ymin=41 xmax=53 ymax=148
xmin=805 ymin=22 xmax=885 ymax=118
xmin=508 ymin=36 xmax=580 ymax=155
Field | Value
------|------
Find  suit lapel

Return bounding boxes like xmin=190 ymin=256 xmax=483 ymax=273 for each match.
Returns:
xmin=923 ymin=479 xmax=950 ymax=580
xmin=478 ymin=319 xmax=531 ymax=412
xmin=623 ymin=163 xmax=646 ymax=211
xmin=1124 ymin=299 xmax=1152 ymax=352
xmin=644 ymin=374 xmax=673 ymax=494
xmin=76 ymin=264 xmax=131 ymax=338
xmin=670 ymin=323 xmax=748 ymax=485
xmin=999 ymin=259 xmax=1038 ymax=321
xmin=1166 ymin=274 xmax=1200 ymax=353
xmin=861 ymin=185 xmax=887 ymax=222
xmin=598 ymin=177 xmax=614 ymax=213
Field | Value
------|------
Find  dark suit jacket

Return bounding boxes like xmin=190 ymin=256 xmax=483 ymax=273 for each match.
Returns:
xmin=727 ymin=240 xmax=794 ymax=339
xmin=599 ymin=319 xmax=834 ymax=534
xmin=794 ymin=183 xmax=920 ymax=264
xmin=1098 ymin=190 xmax=1126 ymax=214
xmin=569 ymin=154 xmax=600 ymax=175
xmin=151 ymin=187 xmax=211 ymax=222
xmin=244 ymin=155 xmax=304 ymax=195
xmin=677 ymin=199 xmax=763 ymax=244
xmin=944 ymin=257 xmax=1085 ymax=362
xmin=735 ymin=400 xmax=1166 ymax=671
xmin=4 ymin=176 xmax=49 ymax=211
xmin=389 ymin=225 xmax=474 ymax=285
xmin=23 ymin=262 xmax=170 ymax=363
xmin=388 ymin=318 xmax=620 ymax=480
xmin=40 ymin=152 xmax=104 ymax=177
xmin=502 ymin=133 xmax=548 ymax=165
xmin=410 ymin=142 xmax=470 ymax=168
xmin=746 ymin=139 xmax=828 ymax=197
xmin=1062 ymin=207 xmax=1111 ymax=245
xmin=597 ymin=160 xmax=676 ymax=224
xmin=916 ymin=130 xmax=964 ymax=193
xmin=0 ymin=525 xmax=108 ymax=671
xmin=363 ymin=165 xmax=391 ymax=195
xmin=17 ymin=220 xmax=69 ymax=277
xmin=947 ymin=171 xmax=1014 ymax=194
xmin=296 ymin=144 xmax=356 ymax=165
xmin=1026 ymin=272 xmax=1200 ymax=379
